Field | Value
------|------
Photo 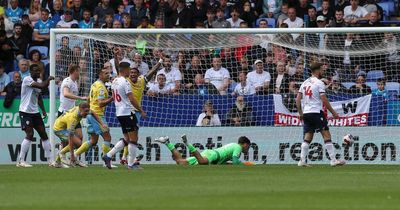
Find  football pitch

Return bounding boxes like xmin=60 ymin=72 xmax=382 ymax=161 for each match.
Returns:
xmin=0 ymin=165 xmax=399 ymax=210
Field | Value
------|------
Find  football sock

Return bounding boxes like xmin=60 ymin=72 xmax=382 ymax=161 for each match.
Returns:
xmin=75 ymin=141 xmax=91 ymax=156
xmin=128 ymin=143 xmax=137 ymax=166
xmin=166 ymin=143 xmax=175 ymax=151
xmin=41 ymin=139 xmax=52 ymax=161
xmin=60 ymin=145 xmax=70 ymax=155
xmin=102 ymin=141 xmax=111 ymax=155
xmin=19 ymin=139 xmax=31 ymax=162
xmin=325 ymin=141 xmax=336 ymax=161
xmin=300 ymin=141 xmax=310 ymax=162
xmin=106 ymin=140 xmax=125 ymax=158
xmin=187 ymin=143 xmax=197 ymax=153
xmin=122 ymin=146 xmax=128 ymax=159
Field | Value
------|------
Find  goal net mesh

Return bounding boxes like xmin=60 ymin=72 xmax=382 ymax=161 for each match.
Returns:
xmin=52 ymin=28 xmax=400 ymax=164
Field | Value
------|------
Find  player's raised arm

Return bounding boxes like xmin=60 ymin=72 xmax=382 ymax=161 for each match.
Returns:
xmin=145 ymin=59 xmax=163 ymax=82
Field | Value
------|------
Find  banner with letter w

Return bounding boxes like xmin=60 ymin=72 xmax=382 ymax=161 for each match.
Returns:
xmin=273 ymin=94 xmax=372 ymax=126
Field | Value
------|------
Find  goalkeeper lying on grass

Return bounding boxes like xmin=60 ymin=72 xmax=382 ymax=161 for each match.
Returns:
xmin=155 ymin=135 xmax=255 ymax=166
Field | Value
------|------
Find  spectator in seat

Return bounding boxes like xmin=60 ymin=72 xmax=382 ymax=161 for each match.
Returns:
xmin=307 ymin=6 xmax=317 ymax=28
xmin=226 ymin=7 xmax=243 ymax=28
xmin=326 ymin=77 xmax=348 ymax=95
xmin=344 ymin=0 xmax=369 ymax=26
xmin=271 ymin=61 xmax=290 ymax=94
xmin=277 ymin=2 xmax=289 ymax=26
xmin=327 ymin=8 xmax=346 ymax=27
xmin=29 ymin=49 xmax=45 ymax=79
xmin=219 ymin=0 xmax=231 ymax=19
xmin=71 ymin=0 xmax=84 ymax=21
xmin=0 ymin=62 xmax=10 ymax=93
xmin=168 ymin=0 xmax=191 ymax=28
xmin=204 ymin=56 xmax=231 ymax=95
xmin=317 ymin=0 xmax=334 ymax=23
xmin=2 ymin=71 xmax=21 ymax=108
xmin=112 ymin=19 xmax=122 ymax=28
xmin=295 ymin=0 xmax=310 ymax=19
xmin=283 ymin=8 xmax=304 ymax=41
xmin=122 ymin=12 xmax=132 ymax=28
xmin=93 ymin=0 xmax=114 ymax=27
xmin=79 ymin=9 xmax=94 ymax=28
xmin=195 ymin=100 xmax=221 ymax=126
xmin=372 ymin=78 xmax=389 ymax=100
xmin=379 ymin=32 xmax=400 ymax=82
xmin=156 ymin=55 xmax=182 ymax=94
xmin=212 ymin=7 xmax=231 ymax=28
xmin=237 ymin=56 xmax=253 ymax=75
xmin=226 ymin=96 xmax=254 ymax=126
xmin=32 ymin=9 xmax=54 ymax=48
xmin=114 ymin=4 xmax=125 ymax=23
xmin=0 ymin=30 xmax=14 ymax=72
xmin=137 ymin=16 xmax=154 ymax=29
xmin=27 ymin=0 xmax=42 ymax=26
xmin=261 ymin=0 xmax=282 ymax=19
xmin=59 ymin=36 xmax=72 ymax=61
xmin=100 ymin=13 xmax=113 ymax=28
xmin=130 ymin=0 xmax=147 ymax=28
xmin=133 ymin=53 xmax=149 ymax=75
xmin=204 ymin=8 xmax=216 ymax=28
xmin=361 ymin=11 xmax=381 ymax=27
xmin=17 ymin=59 xmax=30 ymax=81
xmin=290 ymin=62 xmax=306 ymax=84
xmin=56 ymin=9 xmax=79 ymax=28
xmin=20 ymin=15 xmax=33 ymax=43
xmin=232 ymin=71 xmax=256 ymax=96
xmin=282 ymin=79 xmax=299 ymax=112
xmin=147 ymin=73 xmax=174 ymax=97
xmin=240 ymin=1 xmax=257 ymax=27
xmin=247 ymin=59 xmax=271 ymax=95
xmin=190 ymin=0 xmax=207 ymax=27
xmin=50 ymin=0 xmax=64 ymax=24
xmin=183 ymin=55 xmax=205 ymax=89
xmin=185 ymin=73 xmax=219 ymax=95
xmin=5 ymin=0 xmax=24 ymax=24
xmin=9 ymin=23 xmax=28 ymax=61
xmin=349 ymin=75 xmax=372 ymax=94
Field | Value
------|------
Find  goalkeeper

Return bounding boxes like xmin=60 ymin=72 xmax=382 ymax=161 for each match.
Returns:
xmin=155 ymin=135 xmax=255 ymax=165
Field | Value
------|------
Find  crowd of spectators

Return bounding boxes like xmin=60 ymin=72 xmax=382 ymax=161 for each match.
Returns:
xmin=0 ymin=0 xmax=398 ymax=123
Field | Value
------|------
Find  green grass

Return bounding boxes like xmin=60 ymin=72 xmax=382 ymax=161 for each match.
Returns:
xmin=0 ymin=165 xmax=399 ymax=210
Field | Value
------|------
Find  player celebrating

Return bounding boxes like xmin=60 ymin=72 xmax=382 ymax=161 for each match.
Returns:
xmin=53 ymin=102 xmax=106 ymax=167
xmin=73 ymin=68 xmax=114 ymax=167
xmin=295 ymin=62 xmax=345 ymax=167
xmin=155 ymin=135 xmax=255 ymax=166
xmin=102 ymin=62 xmax=145 ymax=170
xmin=120 ymin=58 xmax=163 ymax=165
xmin=17 ymin=64 xmax=54 ymax=167
xmin=58 ymin=64 xmax=87 ymax=139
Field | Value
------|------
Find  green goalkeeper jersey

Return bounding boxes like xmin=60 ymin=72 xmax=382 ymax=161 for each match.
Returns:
xmin=213 ymin=143 xmax=243 ymax=164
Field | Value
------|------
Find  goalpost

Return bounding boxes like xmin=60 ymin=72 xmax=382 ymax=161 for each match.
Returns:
xmin=49 ymin=27 xmax=400 ymax=165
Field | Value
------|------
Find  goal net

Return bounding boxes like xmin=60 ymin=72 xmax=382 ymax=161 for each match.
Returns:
xmin=49 ymin=28 xmax=400 ymax=165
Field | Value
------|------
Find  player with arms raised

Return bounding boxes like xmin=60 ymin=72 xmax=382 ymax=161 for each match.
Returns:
xmin=102 ymin=62 xmax=145 ymax=170
xmin=120 ymin=58 xmax=163 ymax=165
xmin=296 ymin=63 xmax=345 ymax=167
xmin=17 ymin=64 xmax=54 ymax=167
xmin=73 ymin=68 xmax=114 ymax=167
xmin=156 ymin=135 xmax=255 ymax=166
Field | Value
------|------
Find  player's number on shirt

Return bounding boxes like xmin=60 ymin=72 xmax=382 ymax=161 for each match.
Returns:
xmin=304 ymin=86 xmax=313 ymax=97
xmin=112 ymin=90 xmax=122 ymax=102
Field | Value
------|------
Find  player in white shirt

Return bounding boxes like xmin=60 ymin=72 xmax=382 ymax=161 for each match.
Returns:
xmin=17 ymin=64 xmax=54 ymax=167
xmin=156 ymin=55 xmax=181 ymax=94
xmin=58 ymin=65 xmax=87 ymax=141
xmin=102 ymin=62 xmax=145 ymax=170
xmin=295 ymin=63 xmax=345 ymax=167
xmin=247 ymin=60 xmax=271 ymax=94
xmin=204 ymin=56 xmax=230 ymax=95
